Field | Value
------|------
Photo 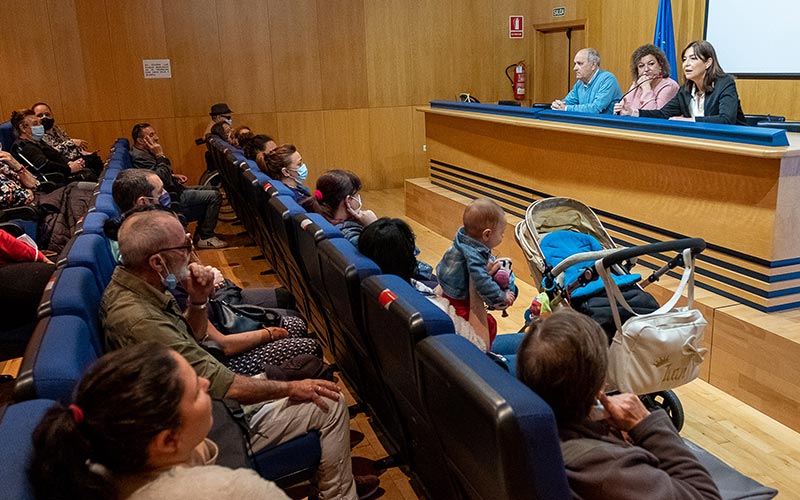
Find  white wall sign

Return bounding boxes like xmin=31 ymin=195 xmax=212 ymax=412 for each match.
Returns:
xmin=553 ymin=7 xmax=566 ymax=17
xmin=143 ymin=59 xmax=172 ymax=79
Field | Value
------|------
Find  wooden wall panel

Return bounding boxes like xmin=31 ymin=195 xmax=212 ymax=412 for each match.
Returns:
xmin=365 ymin=0 xmax=415 ymax=107
xmin=275 ymin=111 xmax=327 ymax=186
xmin=530 ymin=0 xmax=583 ymax=25
xmin=47 ymin=0 xmax=119 ymax=123
xmin=106 ymin=0 xmax=174 ymax=119
xmin=409 ymin=0 xmax=454 ymax=105
xmin=450 ymin=0 xmax=496 ymax=104
xmin=235 ymin=113 xmax=279 ymax=141
xmin=174 ymin=117 xmax=210 ymax=183
xmin=492 ymin=0 xmax=535 ymax=103
xmin=163 ymin=0 xmax=224 ymax=118
xmin=368 ymin=107 xmax=415 ymax=189
xmin=0 ymin=0 xmax=63 ymax=115
xmin=317 ymin=0 xmax=369 ymax=110
xmin=61 ymin=120 xmax=125 ymax=161
xmin=216 ymin=0 xmax=276 ymax=114
xmin=322 ymin=109 xmax=372 ymax=189
xmin=411 ymin=108 xmax=429 ymax=177
xmin=268 ymin=0 xmax=323 ymax=112
xmin=591 ymin=0 xmax=657 ymax=89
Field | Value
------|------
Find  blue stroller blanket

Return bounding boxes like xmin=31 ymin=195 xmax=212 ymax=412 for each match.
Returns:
xmin=540 ymin=230 xmax=641 ymax=298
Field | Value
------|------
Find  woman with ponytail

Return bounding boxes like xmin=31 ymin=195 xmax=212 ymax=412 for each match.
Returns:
xmin=29 ymin=342 xmax=289 ymax=500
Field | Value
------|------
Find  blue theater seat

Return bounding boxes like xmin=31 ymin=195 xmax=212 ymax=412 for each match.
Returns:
xmin=63 ymin=233 xmax=116 ymax=290
xmin=0 ymin=399 xmax=57 ymax=500
xmin=360 ymin=274 xmax=459 ymax=498
xmin=416 ymin=334 xmax=571 ymax=500
xmin=93 ymin=193 xmax=121 ymax=218
xmin=15 ymin=315 xmax=99 ymax=402
xmin=37 ymin=266 xmax=104 ymax=354
xmin=77 ymin=211 xmax=110 ymax=236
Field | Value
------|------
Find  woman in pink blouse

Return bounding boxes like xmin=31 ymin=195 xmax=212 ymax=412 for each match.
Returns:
xmin=614 ymin=44 xmax=679 ymax=114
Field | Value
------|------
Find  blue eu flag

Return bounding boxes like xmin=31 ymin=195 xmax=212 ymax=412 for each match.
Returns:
xmin=654 ymin=0 xmax=678 ymax=81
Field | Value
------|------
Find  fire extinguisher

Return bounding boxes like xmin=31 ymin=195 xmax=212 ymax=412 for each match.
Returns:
xmin=505 ymin=61 xmax=527 ymax=100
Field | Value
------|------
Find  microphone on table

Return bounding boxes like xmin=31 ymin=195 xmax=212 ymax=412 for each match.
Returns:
xmin=615 ymin=75 xmax=663 ymax=114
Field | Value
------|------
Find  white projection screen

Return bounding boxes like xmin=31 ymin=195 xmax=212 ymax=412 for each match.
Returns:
xmin=705 ymin=0 xmax=800 ymax=77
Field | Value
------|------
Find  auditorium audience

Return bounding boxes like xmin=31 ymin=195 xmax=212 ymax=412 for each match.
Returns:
xmin=359 ymin=217 xmax=523 ymax=372
xmin=619 ymin=40 xmax=746 ymax=125
xmin=32 ymin=102 xmax=104 ymax=175
xmin=307 ymin=169 xmax=377 ymax=245
xmin=246 ymin=134 xmax=278 ymax=161
xmin=29 ymin=342 xmax=291 ymax=500
xmin=101 ymin=209 xmax=379 ymax=499
xmin=258 ymin=144 xmax=312 ymax=205
xmin=0 ymin=229 xmax=54 ymax=360
xmin=517 ymin=310 xmax=721 ymax=500
xmin=204 ymin=103 xmax=234 ymax=136
xmin=551 ymin=48 xmax=622 ymax=115
xmin=108 ymin=170 xmax=318 ymax=375
xmin=130 ymin=123 xmax=227 ymax=249
xmin=0 ymin=149 xmax=37 ymax=209
xmin=10 ymin=109 xmax=96 ymax=182
xmin=613 ymin=44 xmax=679 ymax=114
xmin=209 ymin=122 xmax=232 ymax=143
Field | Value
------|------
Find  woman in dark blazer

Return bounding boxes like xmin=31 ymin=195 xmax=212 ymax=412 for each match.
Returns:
xmin=620 ymin=40 xmax=746 ymax=125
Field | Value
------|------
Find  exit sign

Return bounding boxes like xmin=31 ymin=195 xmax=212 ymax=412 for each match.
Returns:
xmin=553 ymin=7 xmax=566 ymax=17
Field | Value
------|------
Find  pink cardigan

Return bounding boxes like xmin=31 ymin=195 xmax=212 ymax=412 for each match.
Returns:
xmin=621 ymin=77 xmax=679 ymax=110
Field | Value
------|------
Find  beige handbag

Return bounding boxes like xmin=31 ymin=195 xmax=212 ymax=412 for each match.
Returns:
xmin=596 ymin=249 xmax=707 ymax=395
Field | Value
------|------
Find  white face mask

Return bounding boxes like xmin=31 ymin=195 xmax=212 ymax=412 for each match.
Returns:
xmin=31 ymin=124 xmax=46 ymax=140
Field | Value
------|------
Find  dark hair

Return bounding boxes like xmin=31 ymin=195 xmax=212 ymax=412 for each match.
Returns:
xmin=10 ymin=108 xmax=35 ymax=137
xmin=682 ymin=40 xmax=726 ymax=94
xmin=31 ymin=102 xmax=51 ymax=113
xmin=259 ymin=144 xmax=297 ymax=180
xmin=358 ymin=218 xmax=418 ymax=282
xmin=307 ymin=169 xmax=362 ymax=221
xmin=629 ymin=44 xmax=671 ymax=81
xmin=112 ymin=168 xmax=157 ymax=212
xmin=243 ymin=134 xmax=274 ymax=161
xmin=131 ymin=123 xmax=150 ymax=143
xmin=30 ymin=343 xmax=183 ymax=500
xmin=517 ymin=310 xmax=608 ymax=424
xmin=209 ymin=122 xmax=230 ymax=141
xmin=232 ymin=126 xmax=253 ymax=148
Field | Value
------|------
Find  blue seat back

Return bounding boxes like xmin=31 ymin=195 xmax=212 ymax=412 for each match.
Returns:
xmin=15 ymin=315 xmax=99 ymax=402
xmin=416 ymin=335 xmax=571 ymax=500
xmin=0 ymin=399 xmax=57 ymax=500
xmin=0 ymin=121 xmax=14 ymax=150
xmin=94 ymin=193 xmax=121 ymax=218
xmin=64 ymin=233 xmax=116 ymax=290
xmin=266 ymin=196 xmax=306 ymax=291
xmin=38 ymin=266 xmax=104 ymax=353
xmin=78 ymin=211 xmax=110 ymax=235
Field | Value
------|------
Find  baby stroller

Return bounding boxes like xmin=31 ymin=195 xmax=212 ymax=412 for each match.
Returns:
xmin=515 ymin=197 xmax=708 ymax=431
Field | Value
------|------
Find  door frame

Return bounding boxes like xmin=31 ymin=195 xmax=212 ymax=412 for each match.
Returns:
xmin=532 ymin=19 xmax=588 ymax=103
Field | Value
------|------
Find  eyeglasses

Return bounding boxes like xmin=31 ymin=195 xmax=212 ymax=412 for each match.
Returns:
xmin=346 ymin=193 xmax=362 ymax=211
xmin=150 ymin=234 xmax=193 ymax=257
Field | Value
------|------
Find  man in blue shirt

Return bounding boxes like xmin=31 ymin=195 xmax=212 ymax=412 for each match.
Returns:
xmin=551 ymin=48 xmax=622 ymax=114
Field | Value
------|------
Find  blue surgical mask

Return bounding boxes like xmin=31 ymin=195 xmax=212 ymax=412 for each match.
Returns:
xmin=159 ymin=260 xmax=178 ymax=291
xmin=296 ymin=163 xmax=309 ymax=183
xmin=31 ymin=124 xmax=45 ymax=140
xmin=158 ymin=192 xmax=172 ymax=208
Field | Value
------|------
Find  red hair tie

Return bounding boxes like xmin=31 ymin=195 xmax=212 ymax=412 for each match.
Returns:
xmin=69 ymin=404 xmax=84 ymax=423
xmin=314 ymin=190 xmax=323 ymax=201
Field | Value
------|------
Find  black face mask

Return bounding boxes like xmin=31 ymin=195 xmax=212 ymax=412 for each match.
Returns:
xmin=41 ymin=117 xmax=55 ymax=131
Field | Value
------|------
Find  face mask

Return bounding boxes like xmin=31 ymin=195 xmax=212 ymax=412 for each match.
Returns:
xmin=31 ymin=125 xmax=46 ymax=140
xmin=158 ymin=257 xmax=189 ymax=291
xmin=157 ymin=192 xmax=172 ymax=208
xmin=225 ymin=118 xmax=232 ymax=126
xmin=296 ymin=163 xmax=309 ymax=183
xmin=41 ymin=117 xmax=55 ymax=131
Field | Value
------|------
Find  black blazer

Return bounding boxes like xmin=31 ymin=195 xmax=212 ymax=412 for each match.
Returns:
xmin=640 ymin=74 xmax=746 ymax=125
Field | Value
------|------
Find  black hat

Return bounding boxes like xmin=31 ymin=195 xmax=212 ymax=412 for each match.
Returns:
xmin=209 ymin=103 xmax=233 ymax=116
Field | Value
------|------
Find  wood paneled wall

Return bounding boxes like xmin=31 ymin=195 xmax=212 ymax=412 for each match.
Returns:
xmin=1 ymin=0 xmax=795 ymax=186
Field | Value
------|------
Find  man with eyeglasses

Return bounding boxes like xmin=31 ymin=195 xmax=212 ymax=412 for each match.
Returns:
xmin=101 ymin=209 xmax=379 ymax=500
xmin=130 ymin=123 xmax=227 ymax=249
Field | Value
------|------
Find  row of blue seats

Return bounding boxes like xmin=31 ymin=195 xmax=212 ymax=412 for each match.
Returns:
xmin=204 ymin=136 xmax=571 ymax=499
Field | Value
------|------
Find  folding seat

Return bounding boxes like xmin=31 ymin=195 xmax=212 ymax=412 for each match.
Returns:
xmin=416 ymin=334 xmax=572 ymax=500
xmin=266 ymin=195 xmax=306 ymax=295
xmin=15 ymin=315 xmax=100 ymax=402
xmin=360 ymin=274 xmax=460 ymax=498
xmin=93 ymin=193 xmax=121 ymax=218
xmin=76 ymin=210 xmax=110 ymax=236
xmin=62 ymin=233 xmax=116 ymax=290
xmin=0 ymin=399 xmax=57 ymax=500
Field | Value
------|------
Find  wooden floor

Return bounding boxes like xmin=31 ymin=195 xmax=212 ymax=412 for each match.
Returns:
xmin=3 ymin=187 xmax=799 ymax=499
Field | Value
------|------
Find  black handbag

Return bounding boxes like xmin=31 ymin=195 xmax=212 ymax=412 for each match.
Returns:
xmin=208 ymin=299 xmax=282 ymax=334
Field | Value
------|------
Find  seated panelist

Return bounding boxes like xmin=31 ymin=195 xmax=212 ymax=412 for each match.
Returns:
xmin=613 ymin=44 xmax=679 ymax=115
xmin=618 ymin=40 xmax=746 ymax=125
xmin=551 ymin=48 xmax=622 ymax=115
